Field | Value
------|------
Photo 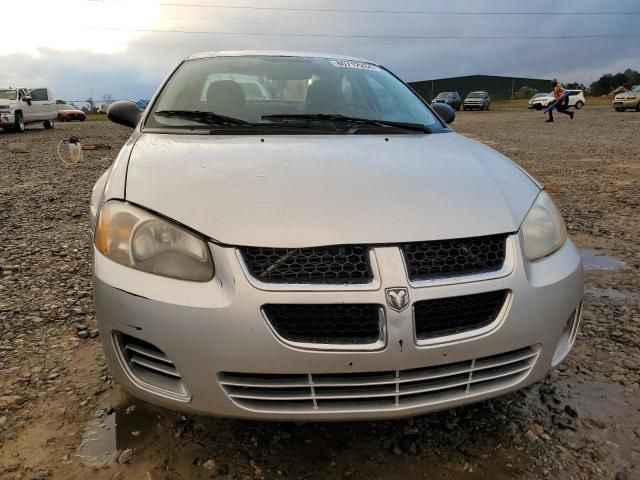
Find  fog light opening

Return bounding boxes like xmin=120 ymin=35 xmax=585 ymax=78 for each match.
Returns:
xmin=552 ymin=302 xmax=583 ymax=367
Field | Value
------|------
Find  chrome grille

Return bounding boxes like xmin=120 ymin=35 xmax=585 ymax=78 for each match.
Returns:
xmin=219 ymin=346 xmax=538 ymax=413
xmin=117 ymin=334 xmax=187 ymax=397
xmin=414 ymin=290 xmax=508 ymax=340
xmin=403 ymin=234 xmax=507 ymax=281
xmin=241 ymin=245 xmax=372 ymax=284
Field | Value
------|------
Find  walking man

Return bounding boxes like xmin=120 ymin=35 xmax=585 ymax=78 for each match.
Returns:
xmin=546 ymin=78 xmax=574 ymax=122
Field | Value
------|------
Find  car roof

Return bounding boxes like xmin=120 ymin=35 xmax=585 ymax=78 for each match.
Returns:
xmin=186 ymin=50 xmax=376 ymax=64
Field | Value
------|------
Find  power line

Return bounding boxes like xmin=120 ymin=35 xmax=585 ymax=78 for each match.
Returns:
xmin=82 ymin=0 xmax=640 ymax=15
xmin=77 ymin=26 xmax=640 ymax=40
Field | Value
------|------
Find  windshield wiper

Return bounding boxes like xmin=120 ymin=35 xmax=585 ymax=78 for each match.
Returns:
xmin=155 ymin=110 xmax=250 ymax=126
xmin=261 ymin=114 xmax=431 ymax=133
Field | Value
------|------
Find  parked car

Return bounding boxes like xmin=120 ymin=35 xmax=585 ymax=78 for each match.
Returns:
xmin=0 ymin=87 xmax=57 ymax=132
xmin=463 ymin=91 xmax=491 ymax=111
xmin=612 ymin=85 xmax=640 ymax=111
xmin=528 ymin=89 xmax=585 ymax=110
xmin=94 ymin=51 xmax=583 ymax=420
xmin=57 ymin=104 xmax=86 ymax=122
xmin=527 ymin=92 xmax=550 ymax=109
xmin=431 ymin=91 xmax=462 ymax=111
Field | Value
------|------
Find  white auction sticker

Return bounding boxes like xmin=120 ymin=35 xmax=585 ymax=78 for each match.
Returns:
xmin=330 ymin=60 xmax=381 ymax=71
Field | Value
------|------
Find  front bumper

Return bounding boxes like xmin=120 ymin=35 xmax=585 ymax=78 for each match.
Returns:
xmin=94 ymin=234 xmax=583 ymax=420
xmin=0 ymin=112 xmax=15 ymax=126
xmin=612 ymin=98 xmax=639 ymax=108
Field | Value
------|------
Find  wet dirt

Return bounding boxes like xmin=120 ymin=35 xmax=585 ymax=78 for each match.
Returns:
xmin=1 ymin=107 xmax=639 ymax=480
xmin=581 ymin=249 xmax=628 ymax=271
xmin=78 ymin=403 xmax=157 ymax=467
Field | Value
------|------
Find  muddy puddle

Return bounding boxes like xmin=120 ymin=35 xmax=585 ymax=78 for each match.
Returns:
xmin=532 ymin=378 xmax=640 ymax=468
xmin=585 ymin=286 xmax=640 ymax=304
xmin=581 ymin=249 xmax=627 ymax=271
xmin=77 ymin=402 xmax=158 ymax=466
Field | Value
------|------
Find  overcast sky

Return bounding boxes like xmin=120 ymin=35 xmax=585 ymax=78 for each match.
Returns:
xmin=1 ymin=0 xmax=638 ymax=101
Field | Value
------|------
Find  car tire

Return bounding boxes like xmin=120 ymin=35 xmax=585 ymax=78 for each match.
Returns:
xmin=615 ymin=108 xmax=624 ymax=112
xmin=44 ymin=119 xmax=54 ymax=129
xmin=14 ymin=111 xmax=25 ymax=133
xmin=486 ymin=103 xmax=490 ymax=111
xmin=636 ymin=102 xmax=640 ymax=112
xmin=575 ymin=101 xmax=584 ymax=110
xmin=463 ymin=107 xmax=468 ymax=111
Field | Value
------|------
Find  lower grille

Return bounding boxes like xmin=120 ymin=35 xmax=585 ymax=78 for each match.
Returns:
xmin=263 ymin=304 xmax=382 ymax=345
xmin=219 ymin=346 xmax=537 ymax=413
xmin=241 ymin=245 xmax=372 ymax=284
xmin=414 ymin=290 xmax=508 ymax=340
xmin=403 ymin=234 xmax=507 ymax=281
xmin=116 ymin=333 xmax=188 ymax=397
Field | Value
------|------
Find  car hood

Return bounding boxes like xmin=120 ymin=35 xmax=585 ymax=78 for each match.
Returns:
xmin=124 ymin=132 xmax=540 ymax=248
xmin=0 ymin=99 xmax=16 ymax=108
xmin=617 ymin=93 xmax=638 ymax=99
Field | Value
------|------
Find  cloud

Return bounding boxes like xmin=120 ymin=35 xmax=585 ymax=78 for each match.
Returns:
xmin=0 ymin=0 xmax=638 ymax=100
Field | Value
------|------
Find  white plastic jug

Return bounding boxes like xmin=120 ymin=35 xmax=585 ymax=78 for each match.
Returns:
xmin=68 ymin=137 xmax=83 ymax=163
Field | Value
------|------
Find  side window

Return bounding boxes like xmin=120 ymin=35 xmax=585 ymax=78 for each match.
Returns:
xmin=30 ymin=88 xmax=49 ymax=101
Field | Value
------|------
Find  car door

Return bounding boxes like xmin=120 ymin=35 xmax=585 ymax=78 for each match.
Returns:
xmin=18 ymin=88 xmax=37 ymax=122
xmin=29 ymin=88 xmax=52 ymax=120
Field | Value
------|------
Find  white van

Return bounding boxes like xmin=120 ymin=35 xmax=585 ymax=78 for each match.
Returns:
xmin=0 ymin=87 xmax=58 ymax=133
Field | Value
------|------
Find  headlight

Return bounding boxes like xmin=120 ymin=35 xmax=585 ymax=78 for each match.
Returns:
xmin=521 ymin=191 xmax=568 ymax=261
xmin=95 ymin=201 xmax=214 ymax=281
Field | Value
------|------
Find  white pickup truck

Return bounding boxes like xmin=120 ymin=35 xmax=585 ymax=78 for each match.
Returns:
xmin=0 ymin=87 xmax=57 ymax=133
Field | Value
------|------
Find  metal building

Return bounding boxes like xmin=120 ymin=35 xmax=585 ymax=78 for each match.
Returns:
xmin=408 ymin=74 xmax=552 ymax=102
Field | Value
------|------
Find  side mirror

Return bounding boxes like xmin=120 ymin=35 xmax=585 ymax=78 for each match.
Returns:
xmin=107 ymin=100 xmax=143 ymax=128
xmin=431 ymin=103 xmax=455 ymax=124
xmin=22 ymin=96 xmax=32 ymax=105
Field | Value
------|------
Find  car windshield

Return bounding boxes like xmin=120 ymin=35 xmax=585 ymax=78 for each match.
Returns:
xmin=467 ymin=92 xmax=484 ymax=98
xmin=631 ymin=85 xmax=640 ymax=92
xmin=436 ymin=92 xmax=455 ymax=99
xmin=0 ymin=89 xmax=17 ymax=100
xmin=147 ymin=56 xmax=440 ymax=130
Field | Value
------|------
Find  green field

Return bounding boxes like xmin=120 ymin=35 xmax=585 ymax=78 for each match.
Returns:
xmin=85 ymin=113 xmax=108 ymax=121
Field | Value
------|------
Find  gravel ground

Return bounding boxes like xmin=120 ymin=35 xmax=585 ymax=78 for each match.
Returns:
xmin=1 ymin=107 xmax=639 ymax=480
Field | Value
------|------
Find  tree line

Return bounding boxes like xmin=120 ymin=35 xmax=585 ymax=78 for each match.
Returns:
xmin=573 ymin=68 xmax=639 ymax=96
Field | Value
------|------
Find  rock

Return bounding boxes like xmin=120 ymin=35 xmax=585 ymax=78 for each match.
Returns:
xmin=8 ymin=143 xmax=28 ymax=153
xmin=75 ymin=324 xmax=88 ymax=331
xmin=0 ymin=395 xmax=24 ymax=409
xmin=203 ymin=459 xmax=216 ymax=471
xmin=117 ymin=448 xmax=133 ymax=464
xmin=89 ymin=329 xmax=100 ymax=338
xmin=564 ymin=405 xmax=578 ymax=417
xmin=615 ymin=469 xmax=628 ymax=480
xmin=527 ymin=423 xmax=545 ymax=436
xmin=566 ymin=439 xmax=586 ymax=451
xmin=400 ymin=435 xmax=418 ymax=455
xmin=30 ymin=472 xmax=51 ymax=480
xmin=77 ymin=330 xmax=89 ymax=339
xmin=552 ymin=415 xmax=578 ymax=431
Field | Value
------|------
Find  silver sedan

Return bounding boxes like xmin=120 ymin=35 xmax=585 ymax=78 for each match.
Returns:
xmin=91 ymin=51 xmax=583 ymax=420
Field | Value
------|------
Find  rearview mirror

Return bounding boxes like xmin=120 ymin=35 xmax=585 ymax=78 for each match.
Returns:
xmin=22 ymin=96 xmax=32 ymax=105
xmin=431 ymin=103 xmax=455 ymax=124
xmin=107 ymin=101 xmax=143 ymax=128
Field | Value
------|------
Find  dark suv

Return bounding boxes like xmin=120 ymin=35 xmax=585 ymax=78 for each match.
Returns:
xmin=431 ymin=91 xmax=462 ymax=111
